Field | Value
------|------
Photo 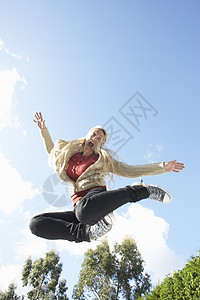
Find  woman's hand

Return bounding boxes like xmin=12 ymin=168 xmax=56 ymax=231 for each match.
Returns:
xmin=33 ymin=112 xmax=46 ymax=129
xmin=164 ymin=160 xmax=185 ymax=173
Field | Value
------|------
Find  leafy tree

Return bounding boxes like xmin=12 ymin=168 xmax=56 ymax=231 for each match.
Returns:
xmin=142 ymin=252 xmax=200 ymax=300
xmin=0 ymin=283 xmax=22 ymax=300
xmin=72 ymin=237 xmax=151 ymax=300
xmin=22 ymin=249 xmax=69 ymax=300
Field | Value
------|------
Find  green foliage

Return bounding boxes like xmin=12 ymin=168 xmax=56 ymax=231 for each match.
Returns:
xmin=72 ymin=237 xmax=151 ymax=300
xmin=143 ymin=252 xmax=200 ymax=300
xmin=0 ymin=283 xmax=21 ymax=300
xmin=21 ymin=249 xmax=69 ymax=300
xmin=0 ymin=250 xmax=68 ymax=299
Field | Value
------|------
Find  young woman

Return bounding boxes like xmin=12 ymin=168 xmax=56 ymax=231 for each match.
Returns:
xmin=30 ymin=112 xmax=184 ymax=243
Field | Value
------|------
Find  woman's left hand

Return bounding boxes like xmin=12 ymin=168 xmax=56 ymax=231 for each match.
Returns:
xmin=164 ymin=160 xmax=185 ymax=173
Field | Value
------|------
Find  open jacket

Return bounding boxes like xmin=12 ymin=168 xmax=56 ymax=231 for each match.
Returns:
xmin=40 ymin=128 xmax=166 ymax=194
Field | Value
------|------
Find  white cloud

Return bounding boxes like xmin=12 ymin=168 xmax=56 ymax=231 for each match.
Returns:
xmin=0 ymin=215 xmax=48 ymax=295
xmin=116 ymin=204 xmax=184 ymax=283
xmin=0 ymin=219 xmax=5 ymax=225
xmin=0 ymin=38 xmax=23 ymax=60
xmin=0 ymin=38 xmax=29 ymax=131
xmin=0 ymin=149 xmax=39 ymax=214
xmin=54 ymin=203 xmax=184 ymax=284
xmin=16 ymin=227 xmax=48 ymax=259
xmin=156 ymin=143 xmax=163 ymax=152
xmin=0 ymin=264 xmax=22 ymax=292
xmin=0 ymin=67 xmax=27 ymax=131
xmin=55 ymin=237 xmax=99 ymax=257
xmin=5 ymin=47 xmax=23 ymax=59
xmin=144 ymin=143 xmax=164 ymax=163
xmin=0 ymin=39 xmax=4 ymax=50
xmin=0 ymin=263 xmax=32 ymax=298
xmin=14 ymin=210 xmax=49 ymax=260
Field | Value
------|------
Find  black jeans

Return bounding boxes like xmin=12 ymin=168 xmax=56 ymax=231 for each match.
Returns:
xmin=29 ymin=185 xmax=149 ymax=243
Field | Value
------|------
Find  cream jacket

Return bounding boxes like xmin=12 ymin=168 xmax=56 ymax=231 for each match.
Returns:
xmin=40 ymin=128 xmax=166 ymax=194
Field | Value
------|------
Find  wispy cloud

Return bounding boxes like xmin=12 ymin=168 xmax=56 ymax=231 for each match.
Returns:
xmin=0 ymin=37 xmax=29 ymax=132
xmin=0 ymin=38 xmax=24 ymax=60
xmin=144 ymin=143 xmax=164 ymax=163
xmin=16 ymin=227 xmax=48 ymax=259
xmin=0 ymin=67 xmax=27 ymax=131
xmin=0 ymin=39 xmax=3 ymax=50
xmin=0 ymin=150 xmax=39 ymax=214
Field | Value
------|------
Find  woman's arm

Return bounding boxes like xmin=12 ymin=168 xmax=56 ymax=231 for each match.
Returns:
xmin=33 ymin=112 xmax=54 ymax=154
xmin=108 ymin=154 xmax=184 ymax=178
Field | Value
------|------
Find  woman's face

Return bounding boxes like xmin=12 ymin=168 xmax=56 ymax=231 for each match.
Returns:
xmin=84 ymin=129 xmax=105 ymax=154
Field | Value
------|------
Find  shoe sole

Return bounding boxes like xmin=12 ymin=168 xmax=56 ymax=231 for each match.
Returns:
xmin=104 ymin=212 xmax=116 ymax=227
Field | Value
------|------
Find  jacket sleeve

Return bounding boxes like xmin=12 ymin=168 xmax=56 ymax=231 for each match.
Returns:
xmin=40 ymin=128 xmax=54 ymax=154
xmin=108 ymin=156 xmax=167 ymax=178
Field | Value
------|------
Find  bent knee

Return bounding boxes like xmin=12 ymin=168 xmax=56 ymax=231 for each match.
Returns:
xmin=75 ymin=205 xmax=92 ymax=225
xmin=75 ymin=201 xmax=97 ymax=225
xmin=29 ymin=215 xmax=41 ymax=236
xmin=75 ymin=209 xmax=87 ymax=224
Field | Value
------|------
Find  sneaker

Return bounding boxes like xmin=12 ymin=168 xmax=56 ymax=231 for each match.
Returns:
xmin=132 ymin=181 xmax=172 ymax=203
xmin=89 ymin=212 xmax=115 ymax=241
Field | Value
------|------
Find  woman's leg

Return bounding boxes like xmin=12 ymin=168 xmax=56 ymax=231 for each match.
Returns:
xmin=75 ymin=185 xmax=149 ymax=225
xmin=29 ymin=211 xmax=90 ymax=243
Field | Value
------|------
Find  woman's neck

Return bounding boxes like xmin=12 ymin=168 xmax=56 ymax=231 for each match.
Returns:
xmin=82 ymin=149 xmax=94 ymax=156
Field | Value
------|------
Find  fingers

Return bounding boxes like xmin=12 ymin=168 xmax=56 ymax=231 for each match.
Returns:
xmin=33 ymin=112 xmax=46 ymax=129
xmin=39 ymin=112 xmax=43 ymax=121
xmin=174 ymin=162 xmax=184 ymax=167
xmin=174 ymin=163 xmax=185 ymax=169
xmin=172 ymin=162 xmax=185 ymax=172
xmin=34 ymin=112 xmax=43 ymax=121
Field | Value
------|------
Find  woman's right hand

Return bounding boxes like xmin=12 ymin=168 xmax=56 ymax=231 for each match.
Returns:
xmin=33 ymin=112 xmax=46 ymax=129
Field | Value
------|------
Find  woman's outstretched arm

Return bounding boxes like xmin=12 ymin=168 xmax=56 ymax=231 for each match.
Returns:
xmin=33 ymin=112 xmax=54 ymax=154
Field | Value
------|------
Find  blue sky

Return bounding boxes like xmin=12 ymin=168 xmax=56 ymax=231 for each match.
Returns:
xmin=0 ymin=0 xmax=199 ymax=297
